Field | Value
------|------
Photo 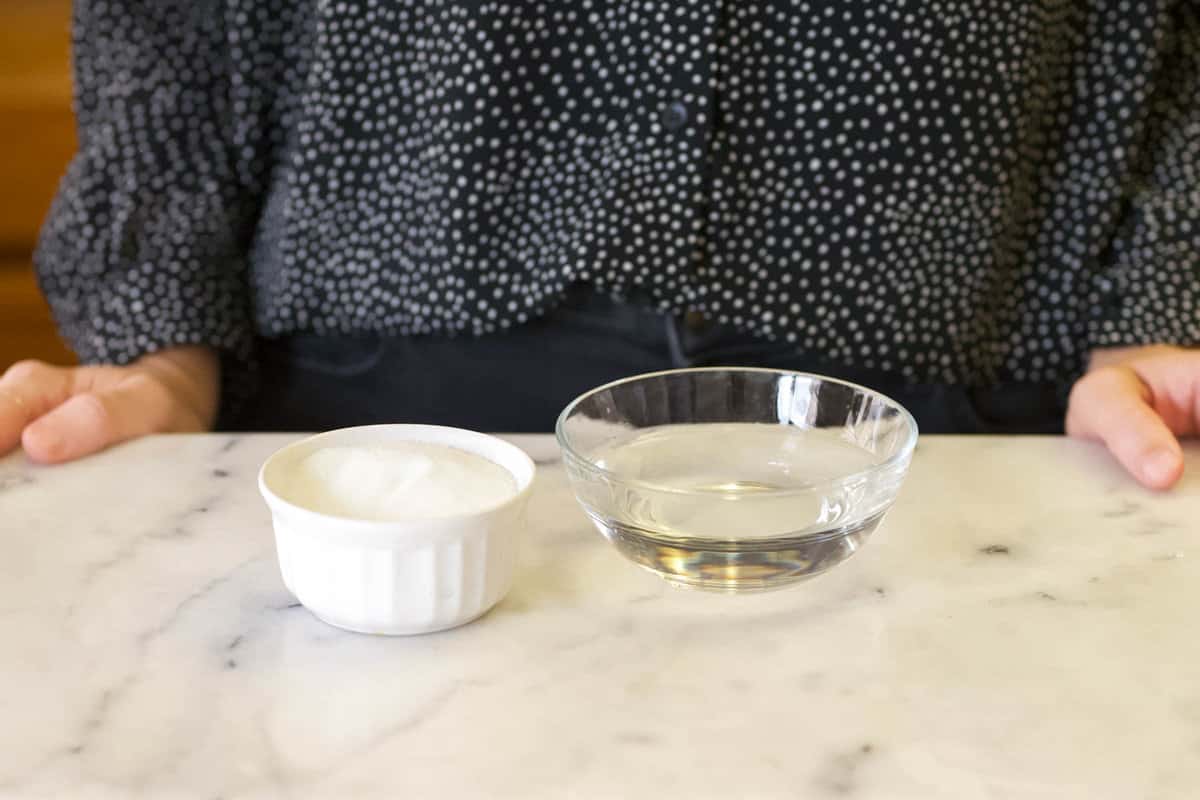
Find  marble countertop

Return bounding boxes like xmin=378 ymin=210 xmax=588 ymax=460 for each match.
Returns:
xmin=1 ymin=434 xmax=1198 ymax=799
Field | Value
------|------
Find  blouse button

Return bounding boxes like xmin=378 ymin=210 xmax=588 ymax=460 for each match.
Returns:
xmin=660 ymin=101 xmax=689 ymax=131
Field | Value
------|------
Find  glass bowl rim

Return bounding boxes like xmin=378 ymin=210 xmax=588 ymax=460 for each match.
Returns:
xmin=554 ymin=367 xmax=920 ymax=498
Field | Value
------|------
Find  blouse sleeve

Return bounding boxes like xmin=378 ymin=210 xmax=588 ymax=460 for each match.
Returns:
xmin=1089 ymin=6 xmax=1200 ymax=351
xmin=34 ymin=1 xmax=259 ymax=392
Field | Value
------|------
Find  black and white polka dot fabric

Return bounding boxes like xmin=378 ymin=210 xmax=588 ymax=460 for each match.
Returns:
xmin=36 ymin=0 xmax=1200 ymax=391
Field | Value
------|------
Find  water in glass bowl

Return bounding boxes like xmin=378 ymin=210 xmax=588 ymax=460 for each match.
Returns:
xmin=582 ymin=423 xmax=896 ymax=591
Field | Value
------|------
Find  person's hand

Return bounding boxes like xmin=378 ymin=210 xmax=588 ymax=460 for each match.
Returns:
xmin=1066 ymin=344 xmax=1198 ymax=490
xmin=0 ymin=346 xmax=219 ymax=464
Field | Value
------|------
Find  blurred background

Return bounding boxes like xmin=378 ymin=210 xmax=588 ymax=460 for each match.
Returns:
xmin=1 ymin=0 xmax=77 ymax=370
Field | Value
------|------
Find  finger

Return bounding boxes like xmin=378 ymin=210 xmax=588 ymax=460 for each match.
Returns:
xmin=1066 ymin=366 xmax=1183 ymax=490
xmin=1125 ymin=351 xmax=1200 ymax=438
xmin=0 ymin=361 xmax=72 ymax=455
xmin=22 ymin=374 xmax=175 ymax=464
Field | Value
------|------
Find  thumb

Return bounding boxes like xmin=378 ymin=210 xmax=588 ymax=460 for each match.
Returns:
xmin=1066 ymin=365 xmax=1184 ymax=490
xmin=22 ymin=373 xmax=177 ymax=464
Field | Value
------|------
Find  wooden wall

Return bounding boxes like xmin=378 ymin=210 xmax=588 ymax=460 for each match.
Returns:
xmin=0 ymin=0 xmax=78 ymax=370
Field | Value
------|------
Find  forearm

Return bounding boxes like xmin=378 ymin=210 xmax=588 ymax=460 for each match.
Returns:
xmin=1088 ymin=344 xmax=1184 ymax=370
xmin=134 ymin=346 xmax=220 ymax=431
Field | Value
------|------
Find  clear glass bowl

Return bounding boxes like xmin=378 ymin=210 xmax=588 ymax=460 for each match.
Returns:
xmin=555 ymin=368 xmax=918 ymax=592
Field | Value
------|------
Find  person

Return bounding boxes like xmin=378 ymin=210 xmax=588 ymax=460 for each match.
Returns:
xmin=0 ymin=1 xmax=1196 ymax=490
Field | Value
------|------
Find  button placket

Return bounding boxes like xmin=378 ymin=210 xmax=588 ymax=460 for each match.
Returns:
xmin=646 ymin=4 xmax=721 ymax=315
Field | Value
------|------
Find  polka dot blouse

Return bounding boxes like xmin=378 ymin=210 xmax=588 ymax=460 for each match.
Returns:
xmin=35 ymin=0 xmax=1200 ymax=391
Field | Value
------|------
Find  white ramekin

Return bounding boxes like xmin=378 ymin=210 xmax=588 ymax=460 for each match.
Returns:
xmin=258 ymin=425 xmax=536 ymax=635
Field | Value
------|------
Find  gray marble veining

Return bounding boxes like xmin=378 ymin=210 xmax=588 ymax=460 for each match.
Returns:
xmin=0 ymin=434 xmax=1198 ymax=798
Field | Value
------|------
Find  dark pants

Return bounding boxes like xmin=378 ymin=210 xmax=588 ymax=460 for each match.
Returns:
xmin=236 ymin=287 xmax=1069 ymax=434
